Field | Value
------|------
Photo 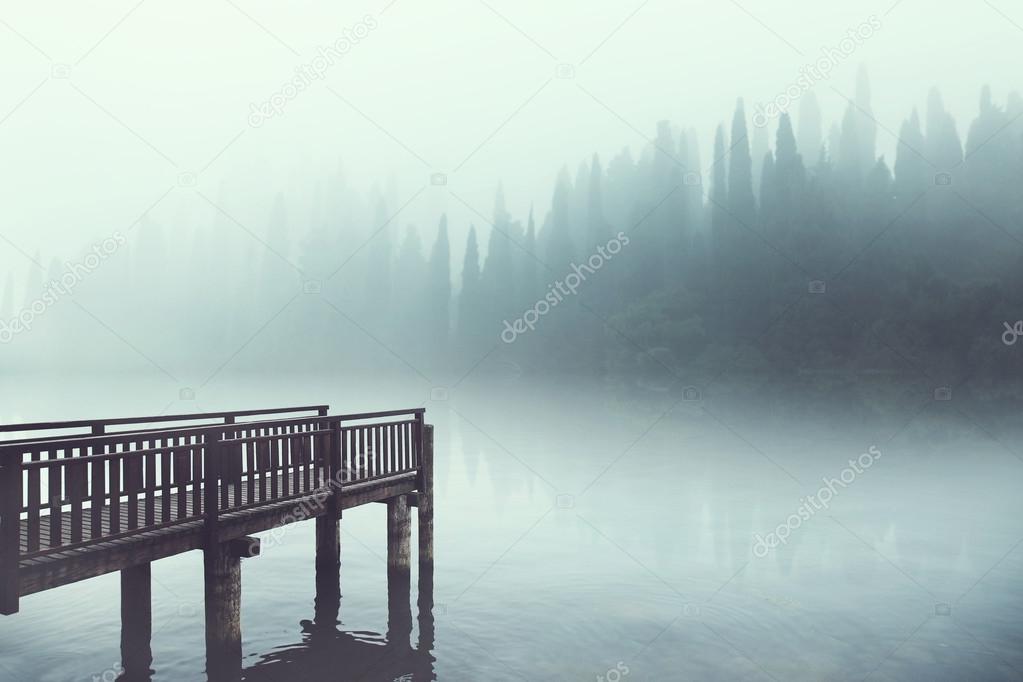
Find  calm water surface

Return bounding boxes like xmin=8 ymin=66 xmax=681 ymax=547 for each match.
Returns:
xmin=1 ymin=375 xmax=1022 ymax=681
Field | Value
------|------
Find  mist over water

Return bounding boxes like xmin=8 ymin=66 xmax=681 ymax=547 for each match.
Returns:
xmin=3 ymin=1 xmax=1023 ymax=680
xmin=0 ymin=377 xmax=1022 ymax=680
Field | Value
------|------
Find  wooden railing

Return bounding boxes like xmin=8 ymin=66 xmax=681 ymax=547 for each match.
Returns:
xmin=0 ymin=406 xmax=425 ymax=614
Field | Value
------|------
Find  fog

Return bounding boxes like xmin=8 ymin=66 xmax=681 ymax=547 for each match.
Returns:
xmin=2 ymin=6 xmax=1023 ymax=678
xmin=1 ymin=0 xmax=1020 ymax=272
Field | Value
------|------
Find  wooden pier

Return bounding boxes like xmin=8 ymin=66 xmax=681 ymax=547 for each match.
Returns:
xmin=0 ymin=404 xmax=435 ymax=679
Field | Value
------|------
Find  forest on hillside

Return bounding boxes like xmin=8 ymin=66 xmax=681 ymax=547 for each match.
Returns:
xmin=4 ymin=70 xmax=1023 ymax=399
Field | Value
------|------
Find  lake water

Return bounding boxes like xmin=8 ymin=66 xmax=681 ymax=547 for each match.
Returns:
xmin=1 ymin=375 xmax=1022 ymax=681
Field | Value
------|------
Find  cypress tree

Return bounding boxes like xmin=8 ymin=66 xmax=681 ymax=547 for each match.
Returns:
xmin=727 ymin=99 xmax=756 ymax=228
xmin=893 ymin=109 xmax=928 ymax=201
xmin=797 ymin=91 xmax=823 ymax=169
xmin=426 ymin=215 xmax=451 ymax=357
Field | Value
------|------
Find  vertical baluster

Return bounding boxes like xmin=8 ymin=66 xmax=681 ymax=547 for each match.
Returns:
xmin=378 ymin=426 xmax=385 ymax=476
xmin=398 ymin=422 xmax=405 ymax=472
xmin=245 ymin=436 xmax=256 ymax=506
xmin=109 ymin=447 xmax=121 ymax=535
xmin=340 ymin=427 xmax=348 ymax=483
xmin=281 ymin=427 xmax=292 ymax=498
xmin=302 ymin=427 xmax=310 ymax=490
xmin=219 ymin=430 xmax=232 ymax=510
xmin=90 ymin=444 xmax=104 ymax=539
xmin=125 ymin=442 xmax=139 ymax=531
xmin=49 ymin=459 xmax=63 ymax=547
xmin=27 ymin=452 xmax=40 ymax=552
xmin=192 ymin=436 xmax=203 ymax=517
xmin=69 ymin=450 xmax=85 ymax=544
xmin=269 ymin=429 xmax=278 ymax=500
xmin=363 ymin=427 xmax=370 ymax=478
xmin=161 ymin=442 xmax=172 ymax=524
xmin=231 ymin=435 xmax=243 ymax=509
xmin=144 ymin=439 xmax=157 ymax=527
xmin=259 ymin=432 xmax=270 ymax=502
xmin=176 ymin=437 xmax=189 ymax=520
xmin=366 ymin=427 xmax=374 ymax=478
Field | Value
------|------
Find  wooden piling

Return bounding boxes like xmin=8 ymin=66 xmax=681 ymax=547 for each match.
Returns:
xmin=204 ymin=537 xmax=259 ymax=681
xmin=387 ymin=495 xmax=411 ymax=577
xmin=120 ymin=563 xmax=153 ymax=679
xmin=418 ymin=424 xmax=435 ymax=577
xmin=315 ymin=513 xmax=341 ymax=611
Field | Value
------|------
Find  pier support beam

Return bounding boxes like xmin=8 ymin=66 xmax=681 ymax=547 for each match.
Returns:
xmin=120 ymin=563 xmax=153 ymax=680
xmin=204 ymin=536 xmax=259 ymax=681
xmin=418 ymin=424 xmax=435 ymax=579
xmin=314 ymin=512 xmax=341 ymax=627
xmin=387 ymin=495 xmax=411 ymax=578
xmin=386 ymin=494 xmax=412 ymax=643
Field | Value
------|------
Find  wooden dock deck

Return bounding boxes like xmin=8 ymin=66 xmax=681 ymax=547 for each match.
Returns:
xmin=0 ymin=404 xmax=435 ymax=679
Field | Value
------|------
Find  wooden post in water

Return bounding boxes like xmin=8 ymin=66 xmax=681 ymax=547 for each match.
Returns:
xmin=387 ymin=494 xmax=411 ymax=578
xmin=121 ymin=563 xmax=153 ymax=679
xmin=204 ymin=537 xmax=260 ymax=681
xmin=315 ymin=419 xmax=341 ymax=619
xmin=386 ymin=493 xmax=411 ymax=643
xmin=418 ymin=423 xmax=435 ymax=578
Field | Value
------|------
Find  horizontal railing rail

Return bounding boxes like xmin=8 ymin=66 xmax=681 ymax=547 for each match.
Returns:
xmin=0 ymin=405 xmax=331 ymax=445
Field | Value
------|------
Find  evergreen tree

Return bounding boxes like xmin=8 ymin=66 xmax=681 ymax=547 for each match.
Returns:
xmin=751 ymin=117 xmax=769 ymax=201
xmin=482 ymin=184 xmax=516 ymax=326
xmin=797 ymin=91 xmax=824 ymax=169
xmin=426 ymin=216 xmax=451 ymax=358
xmin=544 ymin=168 xmax=575 ymax=271
xmin=710 ymin=125 xmax=729 ymax=248
xmin=518 ymin=207 xmax=540 ymax=308
xmin=457 ymin=226 xmax=487 ymax=353
xmin=365 ymin=198 xmax=392 ymax=317
xmin=727 ymin=99 xmax=756 ymax=228
xmin=893 ymin=109 xmax=928 ymax=201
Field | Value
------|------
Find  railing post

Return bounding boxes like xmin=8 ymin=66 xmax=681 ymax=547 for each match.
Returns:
xmin=204 ymin=428 xmax=222 ymax=548
xmin=327 ymin=419 xmax=342 ymax=516
xmin=0 ymin=450 xmax=21 ymax=614
xmin=414 ymin=411 xmax=425 ymax=468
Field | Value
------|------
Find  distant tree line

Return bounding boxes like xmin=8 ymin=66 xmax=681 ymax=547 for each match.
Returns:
xmin=4 ymin=70 xmax=1023 ymax=395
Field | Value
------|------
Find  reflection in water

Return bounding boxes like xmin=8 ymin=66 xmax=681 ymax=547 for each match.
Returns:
xmin=240 ymin=568 xmax=435 ymax=682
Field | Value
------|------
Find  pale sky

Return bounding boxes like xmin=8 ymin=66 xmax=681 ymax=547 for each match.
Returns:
xmin=0 ymin=0 xmax=1020 ymax=284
